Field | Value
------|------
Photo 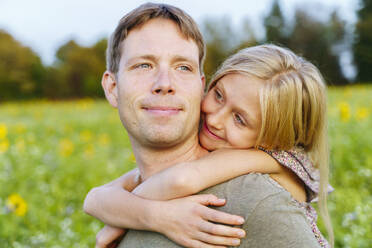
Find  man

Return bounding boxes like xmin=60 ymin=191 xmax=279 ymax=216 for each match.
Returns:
xmin=85 ymin=3 xmax=321 ymax=247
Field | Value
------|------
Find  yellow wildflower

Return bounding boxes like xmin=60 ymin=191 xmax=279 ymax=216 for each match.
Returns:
xmin=15 ymin=139 xmax=25 ymax=153
xmin=33 ymin=111 xmax=43 ymax=120
xmin=98 ymin=134 xmax=110 ymax=146
xmin=63 ymin=125 xmax=72 ymax=134
xmin=84 ymin=144 xmax=95 ymax=158
xmin=0 ymin=139 xmax=9 ymax=154
xmin=129 ymin=153 xmax=136 ymax=163
xmin=343 ymin=87 xmax=352 ymax=98
xmin=6 ymin=193 xmax=27 ymax=216
xmin=77 ymin=98 xmax=93 ymax=110
xmin=59 ymin=139 xmax=74 ymax=157
xmin=80 ymin=130 xmax=92 ymax=142
xmin=356 ymin=107 xmax=369 ymax=121
xmin=0 ymin=123 xmax=7 ymax=139
xmin=338 ymin=102 xmax=351 ymax=122
xmin=15 ymin=124 xmax=26 ymax=134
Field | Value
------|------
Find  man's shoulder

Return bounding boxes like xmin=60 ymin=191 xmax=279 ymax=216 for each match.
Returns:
xmin=199 ymin=173 xmax=286 ymax=205
xmin=199 ymin=173 xmax=289 ymax=218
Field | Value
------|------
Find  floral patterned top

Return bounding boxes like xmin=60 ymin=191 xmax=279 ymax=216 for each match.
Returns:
xmin=260 ymin=146 xmax=332 ymax=248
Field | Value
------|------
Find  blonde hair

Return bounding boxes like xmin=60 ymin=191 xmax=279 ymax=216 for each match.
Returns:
xmin=106 ymin=2 xmax=205 ymax=74
xmin=208 ymin=44 xmax=333 ymax=246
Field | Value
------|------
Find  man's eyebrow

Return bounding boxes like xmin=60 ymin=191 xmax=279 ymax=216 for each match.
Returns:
xmin=171 ymin=55 xmax=198 ymax=68
xmin=126 ymin=55 xmax=157 ymax=66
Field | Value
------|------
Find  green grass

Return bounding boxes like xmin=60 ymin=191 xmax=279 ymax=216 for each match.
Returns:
xmin=326 ymin=85 xmax=372 ymax=247
xmin=0 ymin=85 xmax=371 ymax=247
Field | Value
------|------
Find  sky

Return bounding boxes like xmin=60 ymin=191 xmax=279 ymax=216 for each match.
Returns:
xmin=0 ymin=0 xmax=358 ymax=66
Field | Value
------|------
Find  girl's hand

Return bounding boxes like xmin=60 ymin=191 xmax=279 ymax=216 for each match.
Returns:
xmin=152 ymin=194 xmax=246 ymax=248
xmin=95 ymin=225 xmax=126 ymax=248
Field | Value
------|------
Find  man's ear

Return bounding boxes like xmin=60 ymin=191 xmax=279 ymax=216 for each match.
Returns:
xmin=102 ymin=71 xmax=118 ymax=108
xmin=201 ymin=74 xmax=206 ymax=93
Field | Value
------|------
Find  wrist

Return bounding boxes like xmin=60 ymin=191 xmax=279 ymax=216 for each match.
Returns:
xmin=140 ymin=200 xmax=165 ymax=232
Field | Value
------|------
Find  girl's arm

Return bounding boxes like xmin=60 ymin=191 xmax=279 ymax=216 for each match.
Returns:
xmin=85 ymin=168 xmax=246 ymax=248
xmin=84 ymin=168 xmax=140 ymax=248
xmin=86 ymin=149 xmax=278 ymax=227
xmin=134 ymin=148 xmax=281 ymax=199
xmin=102 ymin=167 xmax=141 ymax=191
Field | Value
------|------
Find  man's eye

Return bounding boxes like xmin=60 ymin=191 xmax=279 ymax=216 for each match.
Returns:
xmin=234 ymin=113 xmax=246 ymax=126
xmin=177 ymin=65 xmax=192 ymax=71
xmin=135 ymin=63 xmax=151 ymax=69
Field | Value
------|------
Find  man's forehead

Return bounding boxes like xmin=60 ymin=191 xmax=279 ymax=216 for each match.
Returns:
xmin=120 ymin=19 xmax=200 ymax=61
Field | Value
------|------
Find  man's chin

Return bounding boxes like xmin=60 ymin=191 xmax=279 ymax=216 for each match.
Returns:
xmin=140 ymin=127 xmax=185 ymax=146
xmin=144 ymin=135 xmax=184 ymax=148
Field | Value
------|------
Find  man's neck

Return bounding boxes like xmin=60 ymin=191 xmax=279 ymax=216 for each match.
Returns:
xmin=131 ymin=135 xmax=208 ymax=181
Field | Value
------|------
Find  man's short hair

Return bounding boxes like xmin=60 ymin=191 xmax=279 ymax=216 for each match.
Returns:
xmin=106 ymin=2 xmax=205 ymax=74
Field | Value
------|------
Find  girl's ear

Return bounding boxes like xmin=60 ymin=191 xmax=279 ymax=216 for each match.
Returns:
xmin=102 ymin=71 xmax=118 ymax=108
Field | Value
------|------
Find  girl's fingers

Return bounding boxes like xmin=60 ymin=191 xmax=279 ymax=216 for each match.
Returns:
xmin=201 ymin=207 xmax=245 ymax=226
xmin=199 ymin=221 xmax=245 ymax=238
xmin=187 ymin=194 xmax=225 ymax=206
xmin=195 ymin=231 xmax=241 ymax=247
xmin=95 ymin=226 xmax=125 ymax=248
xmin=186 ymin=238 xmax=227 ymax=248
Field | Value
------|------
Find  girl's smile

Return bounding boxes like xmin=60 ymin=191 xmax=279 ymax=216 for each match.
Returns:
xmin=202 ymin=121 xmax=224 ymax=140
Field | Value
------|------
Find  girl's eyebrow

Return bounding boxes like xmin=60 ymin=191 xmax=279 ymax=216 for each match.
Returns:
xmin=216 ymin=81 xmax=226 ymax=95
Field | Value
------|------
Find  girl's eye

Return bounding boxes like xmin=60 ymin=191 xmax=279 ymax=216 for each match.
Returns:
xmin=234 ymin=113 xmax=246 ymax=126
xmin=214 ymin=89 xmax=223 ymax=102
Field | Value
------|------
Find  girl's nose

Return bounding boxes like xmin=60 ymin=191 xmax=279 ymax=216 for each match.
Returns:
xmin=207 ymin=109 xmax=225 ymax=130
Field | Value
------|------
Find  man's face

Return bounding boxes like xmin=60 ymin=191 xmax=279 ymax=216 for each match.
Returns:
xmin=111 ymin=18 xmax=204 ymax=148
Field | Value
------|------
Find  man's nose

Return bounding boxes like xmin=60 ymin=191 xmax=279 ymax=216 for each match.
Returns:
xmin=151 ymin=68 xmax=175 ymax=95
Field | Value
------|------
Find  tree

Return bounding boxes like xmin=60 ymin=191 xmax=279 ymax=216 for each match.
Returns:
xmin=50 ymin=39 xmax=107 ymax=98
xmin=0 ymin=30 xmax=45 ymax=100
xmin=264 ymin=0 xmax=288 ymax=46
xmin=201 ymin=17 xmax=236 ymax=82
xmin=353 ymin=0 xmax=372 ymax=82
xmin=201 ymin=17 xmax=257 ymax=83
xmin=262 ymin=2 xmax=349 ymax=85
xmin=288 ymin=10 xmax=348 ymax=85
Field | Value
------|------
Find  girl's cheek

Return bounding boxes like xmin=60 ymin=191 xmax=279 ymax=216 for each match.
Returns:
xmin=226 ymin=129 xmax=239 ymax=147
xmin=201 ymin=95 xmax=213 ymax=113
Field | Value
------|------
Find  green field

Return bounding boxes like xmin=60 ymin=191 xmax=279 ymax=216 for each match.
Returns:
xmin=0 ymin=85 xmax=371 ymax=247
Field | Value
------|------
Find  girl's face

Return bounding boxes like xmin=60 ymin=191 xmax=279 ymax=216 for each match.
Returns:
xmin=199 ymin=73 xmax=263 ymax=151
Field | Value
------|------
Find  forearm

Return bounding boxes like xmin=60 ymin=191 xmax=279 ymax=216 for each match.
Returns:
xmin=134 ymin=149 xmax=280 ymax=199
xmin=84 ymin=184 xmax=161 ymax=230
xmin=84 ymin=168 xmax=161 ymax=230
xmin=132 ymin=163 xmax=195 ymax=199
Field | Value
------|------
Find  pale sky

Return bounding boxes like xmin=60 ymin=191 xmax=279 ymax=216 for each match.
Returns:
xmin=0 ymin=0 xmax=357 ymax=65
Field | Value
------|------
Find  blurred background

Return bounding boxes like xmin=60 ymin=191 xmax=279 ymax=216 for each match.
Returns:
xmin=0 ymin=0 xmax=371 ymax=247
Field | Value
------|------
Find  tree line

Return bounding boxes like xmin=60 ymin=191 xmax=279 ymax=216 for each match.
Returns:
xmin=1 ymin=0 xmax=371 ymax=101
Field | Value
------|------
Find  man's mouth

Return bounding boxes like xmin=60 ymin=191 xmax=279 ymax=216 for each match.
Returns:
xmin=202 ymin=121 xmax=223 ymax=140
xmin=142 ymin=106 xmax=182 ymax=116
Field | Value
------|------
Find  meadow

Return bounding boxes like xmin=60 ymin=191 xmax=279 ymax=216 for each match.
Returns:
xmin=0 ymin=85 xmax=371 ymax=247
